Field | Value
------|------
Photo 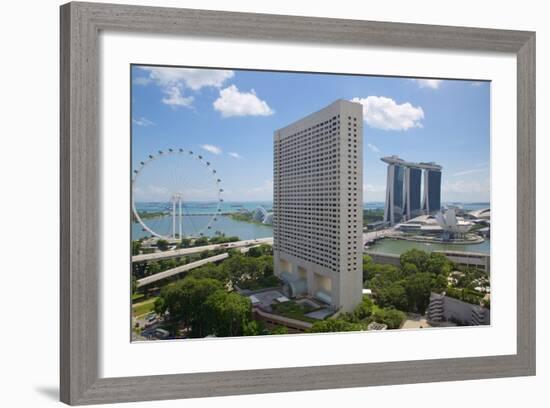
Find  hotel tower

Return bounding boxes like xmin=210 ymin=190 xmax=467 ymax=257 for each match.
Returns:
xmin=273 ymin=100 xmax=363 ymax=313
xmin=382 ymin=156 xmax=442 ymax=225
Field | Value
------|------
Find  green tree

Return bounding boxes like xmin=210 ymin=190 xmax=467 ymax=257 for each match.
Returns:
xmin=220 ymin=254 xmax=262 ymax=286
xmin=203 ymin=290 xmax=252 ymax=337
xmin=425 ymin=252 xmax=452 ymax=276
xmin=180 ymin=238 xmax=191 ymax=248
xmin=155 ymin=277 xmax=223 ymax=337
xmin=188 ymin=263 xmax=230 ymax=284
xmin=308 ymin=319 xmax=362 ymax=333
xmin=158 ymin=258 xmax=177 ymax=271
xmin=400 ymin=249 xmax=429 ymax=271
xmin=132 ymin=240 xmax=142 ymax=256
xmin=243 ymin=320 xmax=267 ymax=336
xmin=247 ymin=244 xmax=273 ymax=257
xmin=368 ymin=263 xmax=401 ymax=286
xmin=352 ymin=296 xmax=375 ymax=321
xmin=431 ymin=273 xmax=448 ymax=294
xmin=404 ymin=272 xmax=433 ymax=313
xmin=157 ymin=239 xmax=169 ymax=251
xmin=401 ymin=262 xmax=419 ymax=276
xmin=376 ymin=282 xmax=408 ymax=311
xmin=372 ymin=308 xmax=406 ymax=329
xmin=146 ymin=261 xmax=161 ymax=275
xmin=270 ymin=326 xmax=289 ymax=335
xmin=131 ymin=275 xmax=138 ymax=295
xmin=194 ymin=237 xmax=208 ymax=247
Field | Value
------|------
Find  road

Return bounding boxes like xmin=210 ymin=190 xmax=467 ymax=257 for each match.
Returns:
xmin=132 ymin=237 xmax=273 ymax=263
xmin=136 ymin=245 xmax=261 ymax=288
xmin=137 ymin=253 xmax=229 ymax=288
xmin=363 ymin=228 xmax=400 ymax=246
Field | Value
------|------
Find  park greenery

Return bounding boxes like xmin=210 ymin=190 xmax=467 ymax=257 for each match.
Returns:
xmin=134 ymin=243 xmax=490 ymax=339
xmin=309 ymin=296 xmax=406 ymax=332
xmin=229 ymin=211 xmax=256 ymax=223
xmin=133 ymin=211 xmax=169 ymax=222
xmin=131 ymin=235 xmax=241 ymax=257
xmin=148 ymin=245 xmax=284 ymax=338
xmin=362 ymin=248 xmax=489 ymax=318
xmin=271 ymin=301 xmax=317 ymax=323
xmin=131 ymin=249 xmax=225 ymax=281
xmin=179 ymin=235 xmax=240 ymax=248
xmin=229 ymin=210 xmax=273 ymax=225
xmin=363 ymin=208 xmax=385 ymax=225
xmin=363 ymin=249 xmax=452 ymax=314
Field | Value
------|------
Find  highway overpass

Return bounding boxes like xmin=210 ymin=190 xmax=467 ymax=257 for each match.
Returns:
xmin=137 ymin=253 xmax=229 ymax=288
xmin=132 ymin=237 xmax=273 ymax=263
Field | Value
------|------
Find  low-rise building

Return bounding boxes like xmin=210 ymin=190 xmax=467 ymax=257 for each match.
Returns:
xmin=427 ymin=292 xmax=490 ymax=326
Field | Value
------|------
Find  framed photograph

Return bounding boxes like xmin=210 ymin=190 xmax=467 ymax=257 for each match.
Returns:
xmin=60 ymin=2 xmax=535 ymax=405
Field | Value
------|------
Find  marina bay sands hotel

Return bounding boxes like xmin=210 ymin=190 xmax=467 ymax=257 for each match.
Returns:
xmin=382 ymin=155 xmax=442 ymax=225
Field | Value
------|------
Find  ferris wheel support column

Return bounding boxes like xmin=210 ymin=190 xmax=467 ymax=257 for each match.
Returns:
xmin=178 ymin=197 xmax=183 ymax=239
xmin=171 ymin=196 xmax=177 ymax=239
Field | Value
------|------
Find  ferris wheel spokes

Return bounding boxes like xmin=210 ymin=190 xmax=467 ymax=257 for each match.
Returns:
xmin=132 ymin=147 xmax=223 ymax=240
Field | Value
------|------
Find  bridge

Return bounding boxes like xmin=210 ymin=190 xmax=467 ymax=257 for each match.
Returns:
xmin=363 ymin=228 xmax=400 ymax=246
xmin=132 ymin=237 xmax=273 ymax=263
xmin=137 ymin=253 xmax=229 ymax=288
xmin=136 ymin=244 xmax=262 ymax=288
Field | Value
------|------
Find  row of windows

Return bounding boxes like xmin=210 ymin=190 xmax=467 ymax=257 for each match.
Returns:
xmin=274 ymin=112 xmax=361 ymax=270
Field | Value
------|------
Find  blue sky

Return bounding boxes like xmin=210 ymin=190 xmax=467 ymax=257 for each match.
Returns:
xmin=132 ymin=65 xmax=490 ymax=203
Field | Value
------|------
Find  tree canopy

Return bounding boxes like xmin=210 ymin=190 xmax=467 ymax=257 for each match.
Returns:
xmin=203 ymin=290 xmax=251 ymax=337
xmin=154 ymin=277 xmax=223 ymax=337
xmin=308 ymin=319 xmax=363 ymax=333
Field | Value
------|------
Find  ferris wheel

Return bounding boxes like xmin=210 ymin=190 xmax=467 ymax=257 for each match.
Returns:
xmin=132 ymin=148 xmax=223 ymax=239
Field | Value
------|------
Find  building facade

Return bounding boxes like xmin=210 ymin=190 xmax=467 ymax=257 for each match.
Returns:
xmin=405 ymin=166 xmax=423 ymax=219
xmin=427 ymin=292 xmax=490 ymax=326
xmin=422 ymin=168 xmax=442 ymax=214
xmin=273 ymin=99 xmax=363 ymax=312
xmin=384 ymin=163 xmax=405 ymax=225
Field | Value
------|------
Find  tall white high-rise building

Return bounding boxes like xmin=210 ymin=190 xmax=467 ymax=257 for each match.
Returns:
xmin=273 ymin=99 xmax=363 ymax=313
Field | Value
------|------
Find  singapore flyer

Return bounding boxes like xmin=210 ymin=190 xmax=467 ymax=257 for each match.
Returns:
xmin=132 ymin=148 xmax=223 ymax=239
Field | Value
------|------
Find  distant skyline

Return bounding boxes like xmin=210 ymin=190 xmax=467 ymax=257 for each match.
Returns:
xmin=132 ymin=65 xmax=490 ymax=203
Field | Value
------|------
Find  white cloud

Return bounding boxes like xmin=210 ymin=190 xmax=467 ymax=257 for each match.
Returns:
xmin=228 ymin=152 xmax=242 ymax=159
xmin=471 ymin=81 xmax=484 ymax=87
xmin=363 ymin=183 xmax=386 ymax=201
xmin=132 ymin=116 xmax=155 ymax=126
xmin=133 ymin=76 xmax=152 ymax=86
xmin=367 ymin=143 xmax=380 ymax=153
xmin=213 ymin=85 xmax=274 ymax=118
xmin=200 ymin=144 xmax=222 ymax=155
xmin=452 ymin=168 xmax=485 ymax=177
xmin=137 ymin=67 xmax=233 ymax=108
xmin=250 ymin=180 xmax=273 ymax=194
xmin=410 ymin=79 xmax=443 ymax=89
xmin=140 ymin=67 xmax=234 ymax=90
xmin=351 ymin=96 xmax=424 ymax=131
xmin=442 ymin=178 xmax=490 ymax=195
xmin=161 ymin=85 xmax=193 ymax=108
xmin=363 ymin=184 xmax=386 ymax=193
xmin=225 ymin=179 xmax=273 ymax=201
xmin=147 ymin=185 xmax=168 ymax=196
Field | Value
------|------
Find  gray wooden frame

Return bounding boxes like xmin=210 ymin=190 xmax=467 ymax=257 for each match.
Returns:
xmin=60 ymin=1 xmax=536 ymax=405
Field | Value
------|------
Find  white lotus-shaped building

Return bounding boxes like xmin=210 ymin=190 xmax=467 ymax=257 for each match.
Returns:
xmin=435 ymin=209 xmax=472 ymax=237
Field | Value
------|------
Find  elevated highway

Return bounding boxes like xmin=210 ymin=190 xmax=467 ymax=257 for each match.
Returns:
xmin=137 ymin=253 xmax=229 ymax=288
xmin=132 ymin=237 xmax=273 ymax=263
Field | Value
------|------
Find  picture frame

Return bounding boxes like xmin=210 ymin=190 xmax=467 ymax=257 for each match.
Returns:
xmin=60 ymin=1 xmax=536 ymax=405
